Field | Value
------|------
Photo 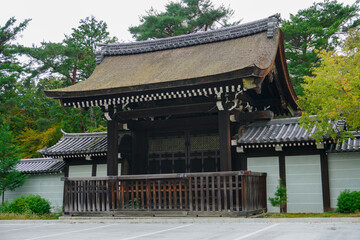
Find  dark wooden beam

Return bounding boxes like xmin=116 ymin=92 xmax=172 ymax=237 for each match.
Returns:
xmin=320 ymin=151 xmax=331 ymax=212
xmin=128 ymin=115 xmax=218 ymax=132
xmin=115 ymin=102 xmax=216 ymax=122
xmin=279 ymin=154 xmax=287 ymax=213
xmin=240 ymin=154 xmax=247 ymax=171
xmin=254 ymin=98 xmax=281 ymax=108
xmin=92 ymin=163 xmax=97 ymax=177
xmin=107 ymin=120 xmax=119 ymax=176
xmin=241 ymin=148 xmax=321 ymax=157
xmin=218 ymin=111 xmax=232 ymax=171
xmin=64 ymin=162 xmax=69 ymax=178
xmin=232 ymin=110 xmax=274 ymax=123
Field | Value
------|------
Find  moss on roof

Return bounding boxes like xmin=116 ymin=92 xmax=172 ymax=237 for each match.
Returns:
xmin=46 ymin=30 xmax=279 ymax=98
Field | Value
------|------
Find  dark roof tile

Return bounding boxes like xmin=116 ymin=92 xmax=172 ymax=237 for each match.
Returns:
xmin=39 ymin=131 xmax=129 ymax=158
xmin=238 ymin=117 xmax=360 ymax=152
xmin=238 ymin=117 xmax=314 ymax=145
xmin=16 ymin=158 xmax=65 ymax=174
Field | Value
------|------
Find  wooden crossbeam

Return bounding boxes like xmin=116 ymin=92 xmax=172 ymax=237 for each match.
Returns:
xmin=114 ymin=102 xmax=216 ymax=122
xmin=231 ymin=110 xmax=274 ymax=123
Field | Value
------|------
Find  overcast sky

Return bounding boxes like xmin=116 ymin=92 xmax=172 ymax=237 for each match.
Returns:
xmin=1 ymin=0 xmax=358 ymax=46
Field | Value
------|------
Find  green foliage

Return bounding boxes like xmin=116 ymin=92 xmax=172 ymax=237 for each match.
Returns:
xmin=281 ymin=0 xmax=359 ymax=95
xmin=125 ymin=198 xmax=141 ymax=209
xmin=0 ymin=122 xmax=27 ymax=204
xmin=129 ymin=0 xmax=240 ymax=41
xmin=7 ymin=194 xmax=51 ymax=215
xmin=0 ymin=17 xmax=31 ymax=103
xmin=0 ymin=16 xmax=110 ymax=158
xmin=21 ymin=16 xmax=117 ymax=84
xmin=0 ymin=200 xmax=9 ymax=213
xmin=298 ymin=28 xmax=360 ymax=141
xmin=0 ymin=17 xmax=30 ymax=104
xmin=337 ymin=189 xmax=360 ymax=213
xmin=268 ymin=179 xmax=287 ymax=212
xmin=17 ymin=125 xmax=62 ymax=158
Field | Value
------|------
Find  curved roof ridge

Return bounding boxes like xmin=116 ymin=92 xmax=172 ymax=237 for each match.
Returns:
xmin=249 ymin=116 xmax=300 ymax=127
xmin=96 ymin=14 xmax=280 ymax=64
xmin=61 ymin=130 xmax=107 ymax=138
xmin=20 ymin=157 xmax=58 ymax=162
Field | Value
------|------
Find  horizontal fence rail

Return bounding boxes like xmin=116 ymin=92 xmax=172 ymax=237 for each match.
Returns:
xmin=62 ymin=171 xmax=266 ymax=214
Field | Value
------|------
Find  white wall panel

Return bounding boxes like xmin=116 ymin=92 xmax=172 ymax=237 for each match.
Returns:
xmin=328 ymin=152 xmax=360 ymax=209
xmin=286 ymin=155 xmax=323 ymax=213
xmin=247 ymin=156 xmax=280 ymax=213
xmin=2 ymin=173 xmax=64 ymax=211
xmin=96 ymin=163 xmax=122 ymax=177
xmin=68 ymin=165 xmax=92 ymax=177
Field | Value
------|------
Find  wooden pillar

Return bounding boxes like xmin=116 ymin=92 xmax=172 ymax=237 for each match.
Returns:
xmin=240 ymin=155 xmax=247 ymax=170
xmin=107 ymin=120 xmax=119 ymax=176
xmin=92 ymin=163 xmax=97 ymax=177
xmin=64 ymin=162 xmax=69 ymax=177
xmin=218 ymin=111 xmax=231 ymax=171
xmin=279 ymin=153 xmax=287 ymax=213
xmin=320 ymin=151 xmax=331 ymax=212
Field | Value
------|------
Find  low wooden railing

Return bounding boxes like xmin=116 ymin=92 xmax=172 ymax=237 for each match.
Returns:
xmin=62 ymin=171 xmax=266 ymax=214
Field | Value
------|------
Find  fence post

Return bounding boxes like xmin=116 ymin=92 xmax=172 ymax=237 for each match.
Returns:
xmin=241 ymin=175 xmax=247 ymax=212
xmin=62 ymin=178 xmax=69 ymax=213
xmin=260 ymin=173 xmax=267 ymax=210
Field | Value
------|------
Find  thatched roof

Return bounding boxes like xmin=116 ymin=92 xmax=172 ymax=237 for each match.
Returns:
xmin=45 ymin=15 xmax=283 ymax=99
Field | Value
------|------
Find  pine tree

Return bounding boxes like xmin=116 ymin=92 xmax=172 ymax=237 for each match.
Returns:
xmin=281 ymin=0 xmax=359 ymax=95
xmin=0 ymin=122 xmax=27 ymax=204
xmin=268 ymin=179 xmax=287 ymax=213
xmin=129 ymin=0 xmax=240 ymax=41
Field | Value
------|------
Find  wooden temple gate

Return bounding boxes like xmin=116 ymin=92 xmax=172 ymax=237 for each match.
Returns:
xmin=45 ymin=16 xmax=298 ymax=216
xmin=62 ymin=171 xmax=266 ymax=215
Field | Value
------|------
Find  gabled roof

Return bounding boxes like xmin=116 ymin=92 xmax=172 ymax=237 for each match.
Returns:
xmin=38 ymin=131 xmax=130 ymax=158
xmin=16 ymin=158 xmax=65 ymax=174
xmin=39 ymin=131 xmax=107 ymax=158
xmin=44 ymin=15 xmax=297 ymax=114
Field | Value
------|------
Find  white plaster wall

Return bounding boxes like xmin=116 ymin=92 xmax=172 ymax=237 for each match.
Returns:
xmin=96 ymin=163 xmax=122 ymax=177
xmin=247 ymin=156 xmax=280 ymax=213
xmin=68 ymin=165 xmax=92 ymax=177
xmin=286 ymin=155 xmax=323 ymax=213
xmin=328 ymin=152 xmax=360 ymax=209
xmin=2 ymin=173 xmax=64 ymax=211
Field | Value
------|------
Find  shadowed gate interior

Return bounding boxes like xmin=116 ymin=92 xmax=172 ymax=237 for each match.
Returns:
xmin=148 ymin=131 xmax=220 ymax=174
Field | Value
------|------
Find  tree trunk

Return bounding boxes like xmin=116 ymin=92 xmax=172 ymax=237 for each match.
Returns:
xmin=71 ymin=66 xmax=78 ymax=85
xmin=1 ymin=190 xmax=4 ymax=204
xmin=90 ymin=106 xmax=97 ymax=129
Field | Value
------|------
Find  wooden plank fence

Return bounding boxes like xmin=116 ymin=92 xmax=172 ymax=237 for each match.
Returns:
xmin=62 ymin=171 xmax=266 ymax=214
